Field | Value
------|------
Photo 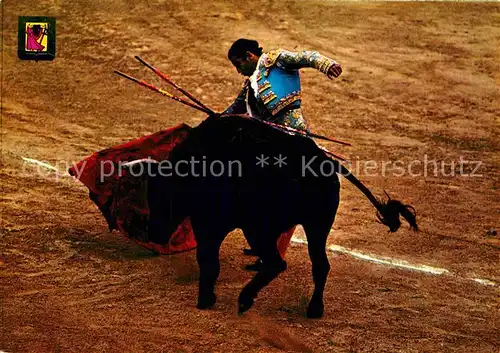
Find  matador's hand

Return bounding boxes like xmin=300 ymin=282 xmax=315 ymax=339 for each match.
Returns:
xmin=327 ymin=62 xmax=342 ymax=79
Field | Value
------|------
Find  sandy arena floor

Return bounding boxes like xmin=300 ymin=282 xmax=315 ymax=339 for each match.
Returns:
xmin=1 ymin=1 xmax=499 ymax=352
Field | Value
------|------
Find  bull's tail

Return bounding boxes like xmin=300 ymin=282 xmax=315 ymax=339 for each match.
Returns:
xmin=336 ymin=162 xmax=418 ymax=233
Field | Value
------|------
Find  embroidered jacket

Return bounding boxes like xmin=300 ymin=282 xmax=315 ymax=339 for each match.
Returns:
xmin=224 ymin=49 xmax=338 ymax=131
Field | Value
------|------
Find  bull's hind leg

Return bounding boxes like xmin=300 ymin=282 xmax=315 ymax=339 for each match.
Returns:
xmin=238 ymin=232 xmax=286 ymax=314
xmin=195 ymin=232 xmax=225 ymax=310
xmin=303 ymin=213 xmax=337 ymax=318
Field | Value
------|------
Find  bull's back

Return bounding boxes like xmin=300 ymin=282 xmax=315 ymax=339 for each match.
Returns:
xmin=178 ymin=116 xmax=340 ymax=228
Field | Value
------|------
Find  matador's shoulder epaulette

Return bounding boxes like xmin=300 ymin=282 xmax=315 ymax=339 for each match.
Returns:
xmin=262 ymin=49 xmax=284 ymax=68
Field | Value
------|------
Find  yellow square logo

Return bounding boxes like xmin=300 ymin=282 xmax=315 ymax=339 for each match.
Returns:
xmin=18 ymin=17 xmax=56 ymax=61
xmin=25 ymin=22 xmax=49 ymax=52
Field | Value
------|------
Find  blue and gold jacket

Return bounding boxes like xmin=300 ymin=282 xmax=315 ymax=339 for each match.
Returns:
xmin=224 ymin=49 xmax=338 ymax=131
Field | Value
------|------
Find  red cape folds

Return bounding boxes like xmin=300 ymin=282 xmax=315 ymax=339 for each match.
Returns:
xmin=68 ymin=124 xmax=197 ymax=254
xmin=69 ymin=123 xmax=295 ymax=257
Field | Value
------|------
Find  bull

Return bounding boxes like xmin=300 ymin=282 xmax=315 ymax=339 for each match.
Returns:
xmin=142 ymin=114 xmax=417 ymax=318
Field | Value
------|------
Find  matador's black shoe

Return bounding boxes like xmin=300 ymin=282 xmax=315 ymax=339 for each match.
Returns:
xmin=244 ymin=258 xmax=263 ymax=272
xmin=243 ymin=248 xmax=258 ymax=256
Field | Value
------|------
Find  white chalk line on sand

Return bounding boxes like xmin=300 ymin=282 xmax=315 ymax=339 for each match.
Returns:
xmin=291 ymin=236 xmax=497 ymax=288
xmin=21 ymin=158 xmax=498 ymax=288
xmin=22 ymin=157 xmax=71 ymax=177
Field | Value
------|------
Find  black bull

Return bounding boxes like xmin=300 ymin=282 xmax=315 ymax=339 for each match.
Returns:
xmin=143 ymin=115 xmax=417 ymax=318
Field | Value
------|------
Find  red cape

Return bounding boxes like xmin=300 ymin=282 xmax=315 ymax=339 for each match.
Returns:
xmin=69 ymin=123 xmax=294 ymax=257
xmin=68 ymin=124 xmax=197 ymax=254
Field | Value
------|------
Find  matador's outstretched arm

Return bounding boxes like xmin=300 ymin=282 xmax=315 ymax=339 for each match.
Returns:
xmin=276 ymin=50 xmax=342 ymax=79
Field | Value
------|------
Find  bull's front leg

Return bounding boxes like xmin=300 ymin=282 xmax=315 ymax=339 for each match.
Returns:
xmin=196 ymin=240 xmax=222 ymax=309
xmin=238 ymin=249 xmax=287 ymax=314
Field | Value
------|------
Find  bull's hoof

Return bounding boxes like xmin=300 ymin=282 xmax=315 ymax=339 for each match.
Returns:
xmin=238 ymin=295 xmax=254 ymax=314
xmin=306 ymin=302 xmax=324 ymax=319
xmin=197 ymin=293 xmax=216 ymax=310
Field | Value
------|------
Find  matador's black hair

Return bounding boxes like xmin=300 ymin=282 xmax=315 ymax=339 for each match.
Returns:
xmin=228 ymin=38 xmax=263 ymax=59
